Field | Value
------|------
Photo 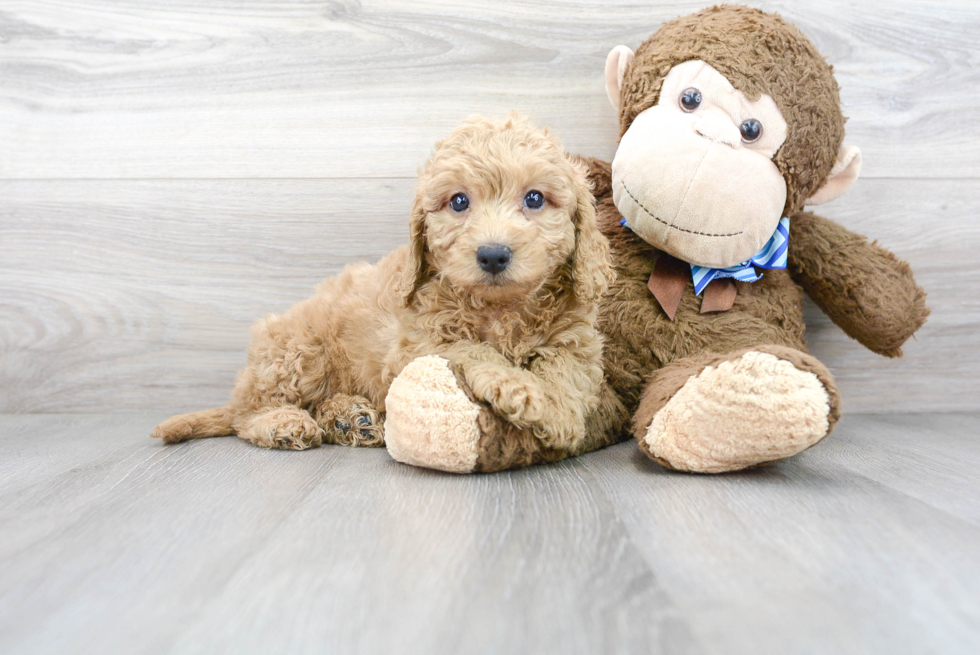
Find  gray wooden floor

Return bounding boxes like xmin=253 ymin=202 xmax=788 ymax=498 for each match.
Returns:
xmin=1 ymin=413 xmax=978 ymax=654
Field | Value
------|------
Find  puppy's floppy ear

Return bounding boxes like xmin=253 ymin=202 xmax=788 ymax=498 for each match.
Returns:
xmin=569 ymin=160 xmax=615 ymax=306
xmin=397 ymin=192 xmax=429 ymax=305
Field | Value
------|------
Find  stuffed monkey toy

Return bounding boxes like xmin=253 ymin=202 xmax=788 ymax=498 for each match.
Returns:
xmin=581 ymin=5 xmax=929 ymax=473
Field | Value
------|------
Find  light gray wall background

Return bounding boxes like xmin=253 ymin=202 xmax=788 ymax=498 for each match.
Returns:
xmin=1 ymin=0 xmax=977 ymax=414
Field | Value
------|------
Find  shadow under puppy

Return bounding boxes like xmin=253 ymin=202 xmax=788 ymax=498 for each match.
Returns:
xmin=153 ymin=115 xmax=626 ymax=472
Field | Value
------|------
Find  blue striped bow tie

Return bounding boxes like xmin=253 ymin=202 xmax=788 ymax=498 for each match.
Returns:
xmin=690 ymin=217 xmax=789 ymax=295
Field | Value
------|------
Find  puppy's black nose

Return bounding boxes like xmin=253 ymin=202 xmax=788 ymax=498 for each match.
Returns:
xmin=476 ymin=245 xmax=512 ymax=275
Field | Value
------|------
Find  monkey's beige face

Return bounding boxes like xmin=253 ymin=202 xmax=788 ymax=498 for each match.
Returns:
xmin=612 ymin=60 xmax=789 ymax=268
xmin=419 ymin=142 xmax=579 ymax=301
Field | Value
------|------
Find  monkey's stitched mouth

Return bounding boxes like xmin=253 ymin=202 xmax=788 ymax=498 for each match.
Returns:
xmin=621 ymin=181 xmax=743 ymax=238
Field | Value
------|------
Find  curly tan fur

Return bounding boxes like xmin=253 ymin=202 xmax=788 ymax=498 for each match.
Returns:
xmin=153 ymin=115 xmax=617 ymax=456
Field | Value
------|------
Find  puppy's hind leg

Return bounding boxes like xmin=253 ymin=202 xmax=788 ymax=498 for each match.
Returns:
xmin=235 ymin=406 xmax=324 ymax=451
xmin=312 ymin=394 xmax=385 ymax=447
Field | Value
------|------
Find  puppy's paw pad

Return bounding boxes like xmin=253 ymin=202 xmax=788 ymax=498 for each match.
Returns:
xmin=326 ymin=401 xmax=385 ymax=448
xmin=644 ymin=351 xmax=831 ymax=472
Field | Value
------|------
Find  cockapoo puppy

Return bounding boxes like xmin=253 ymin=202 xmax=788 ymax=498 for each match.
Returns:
xmin=153 ymin=115 xmax=619 ymax=472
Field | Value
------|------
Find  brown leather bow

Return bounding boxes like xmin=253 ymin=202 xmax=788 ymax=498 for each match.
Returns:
xmin=647 ymin=253 xmax=737 ymax=320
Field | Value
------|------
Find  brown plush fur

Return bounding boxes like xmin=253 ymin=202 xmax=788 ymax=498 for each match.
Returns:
xmin=788 ymin=213 xmax=929 ymax=357
xmin=618 ymin=5 xmax=844 ymax=217
xmin=587 ymin=6 xmax=929 ymax=470
xmin=153 ymin=115 xmax=618 ymax=455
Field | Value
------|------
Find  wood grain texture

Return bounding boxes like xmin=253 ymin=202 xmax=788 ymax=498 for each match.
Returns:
xmin=1 ymin=1 xmax=977 ymax=413
xmin=1 ymin=0 xmax=978 ymax=179
xmin=583 ymin=413 xmax=980 ymax=654
xmin=0 ymin=178 xmax=413 ymax=412
xmin=1 ymin=177 xmax=973 ymax=413
xmin=0 ymin=412 xmax=978 ymax=654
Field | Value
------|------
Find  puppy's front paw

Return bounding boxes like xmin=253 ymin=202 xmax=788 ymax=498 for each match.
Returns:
xmin=465 ymin=366 xmax=582 ymax=446
xmin=465 ymin=366 xmax=543 ymax=423
xmin=384 ymin=356 xmax=482 ymax=473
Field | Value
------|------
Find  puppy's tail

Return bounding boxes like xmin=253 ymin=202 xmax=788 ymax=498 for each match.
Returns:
xmin=152 ymin=406 xmax=237 ymax=444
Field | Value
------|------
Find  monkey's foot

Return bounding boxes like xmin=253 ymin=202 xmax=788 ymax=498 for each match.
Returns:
xmin=314 ymin=394 xmax=385 ymax=447
xmin=634 ymin=346 xmax=840 ymax=473
xmin=384 ymin=356 xmax=483 ymax=473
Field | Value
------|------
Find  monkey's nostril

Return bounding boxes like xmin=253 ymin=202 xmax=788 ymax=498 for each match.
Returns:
xmin=694 ymin=113 xmax=741 ymax=148
xmin=476 ymin=244 xmax=512 ymax=275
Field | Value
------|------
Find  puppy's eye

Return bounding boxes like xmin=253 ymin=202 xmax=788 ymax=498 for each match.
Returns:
xmin=524 ymin=190 xmax=545 ymax=210
xmin=679 ymin=88 xmax=702 ymax=112
xmin=449 ymin=193 xmax=469 ymax=212
xmin=740 ymin=118 xmax=763 ymax=143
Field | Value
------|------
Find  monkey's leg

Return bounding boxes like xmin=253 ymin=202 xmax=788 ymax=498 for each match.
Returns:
xmin=234 ymin=406 xmax=324 ymax=451
xmin=311 ymin=394 xmax=385 ymax=447
xmin=383 ymin=356 xmax=629 ymax=473
xmin=632 ymin=345 xmax=841 ymax=473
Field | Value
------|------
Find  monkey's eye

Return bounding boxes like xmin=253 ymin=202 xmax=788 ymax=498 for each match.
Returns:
xmin=679 ymin=88 xmax=702 ymax=112
xmin=740 ymin=119 xmax=763 ymax=143
xmin=524 ymin=190 xmax=545 ymax=210
xmin=449 ymin=193 xmax=469 ymax=212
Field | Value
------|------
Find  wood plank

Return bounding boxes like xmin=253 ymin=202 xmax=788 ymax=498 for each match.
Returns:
xmin=0 ymin=413 xmax=695 ymax=654
xmin=1 ymin=0 xmax=978 ymax=179
xmin=818 ymin=413 xmax=980 ymax=527
xmin=582 ymin=415 xmax=980 ymax=655
xmin=0 ymin=414 xmax=141 ymax=496
xmin=0 ymin=178 xmax=414 ymax=412
xmin=0 ymin=413 xmax=978 ymax=653
xmin=802 ymin=177 xmax=978 ymax=413
xmin=1 ymin=177 xmax=974 ymax=413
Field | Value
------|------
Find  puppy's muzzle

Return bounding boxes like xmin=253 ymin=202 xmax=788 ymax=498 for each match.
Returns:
xmin=476 ymin=244 xmax=512 ymax=275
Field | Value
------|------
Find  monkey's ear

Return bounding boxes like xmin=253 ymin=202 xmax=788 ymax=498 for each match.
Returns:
xmin=396 ymin=194 xmax=428 ymax=305
xmin=604 ymin=45 xmax=634 ymax=111
xmin=805 ymin=145 xmax=862 ymax=206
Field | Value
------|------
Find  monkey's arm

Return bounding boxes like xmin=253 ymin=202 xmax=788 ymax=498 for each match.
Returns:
xmin=788 ymin=211 xmax=928 ymax=357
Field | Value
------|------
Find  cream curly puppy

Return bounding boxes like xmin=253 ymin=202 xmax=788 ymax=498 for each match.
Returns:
xmin=153 ymin=115 xmax=617 ymax=470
